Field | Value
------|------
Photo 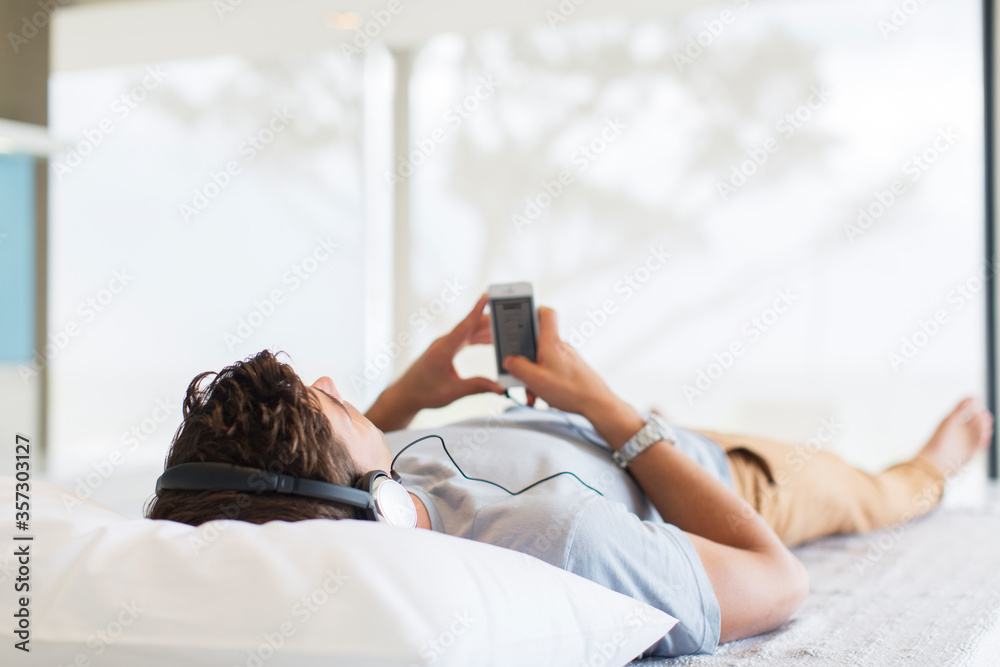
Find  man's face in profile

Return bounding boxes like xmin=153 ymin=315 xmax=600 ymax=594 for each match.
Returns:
xmin=309 ymin=376 xmax=394 ymax=474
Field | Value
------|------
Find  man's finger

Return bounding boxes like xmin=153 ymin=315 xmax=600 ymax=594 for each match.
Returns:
xmin=536 ymin=306 xmax=561 ymax=349
xmin=459 ymin=376 xmax=505 ymax=397
xmin=503 ymin=355 xmax=542 ymax=386
xmin=445 ymin=294 xmax=488 ymax=346
xmin=469 ymin=313 xmax=493 ymax=345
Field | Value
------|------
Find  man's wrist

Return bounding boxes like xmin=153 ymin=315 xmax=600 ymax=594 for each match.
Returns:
xmin=612 ymin=414 xmax=676 ymax=469
xmin=582 ymin=396 xmax=646 ymax=451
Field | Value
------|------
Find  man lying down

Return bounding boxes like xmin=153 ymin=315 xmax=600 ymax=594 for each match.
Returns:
xmin=146 ymin=295 xmax=994 ymax=657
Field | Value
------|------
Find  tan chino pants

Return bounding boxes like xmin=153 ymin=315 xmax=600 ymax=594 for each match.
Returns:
xmin=695 ymin=430 xmax=948 ymax=547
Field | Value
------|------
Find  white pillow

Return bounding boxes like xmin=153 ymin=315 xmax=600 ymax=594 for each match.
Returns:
xmin=0 ymin=476 xmax=675 ymax=667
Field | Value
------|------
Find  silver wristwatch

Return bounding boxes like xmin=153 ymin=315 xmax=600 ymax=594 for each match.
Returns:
xmin=612 ymin=414 xmax=676 ymax=469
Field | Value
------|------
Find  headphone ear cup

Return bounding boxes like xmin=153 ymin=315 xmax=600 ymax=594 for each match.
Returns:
xmin=355 ymin=470 xmax=388 ymax=492
xmin=354 ymin=471 xmax=385 ymax=522
xmin=354 ymin=471 xmax=417 ymax=528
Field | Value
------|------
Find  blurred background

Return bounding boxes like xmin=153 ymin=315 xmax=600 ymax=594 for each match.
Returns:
xmin=0 ymin=0 xmax=992 ymax=516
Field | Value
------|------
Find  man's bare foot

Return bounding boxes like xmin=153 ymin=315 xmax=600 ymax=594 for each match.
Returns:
xmin=918 ymin=398 xmax=994 ymax=477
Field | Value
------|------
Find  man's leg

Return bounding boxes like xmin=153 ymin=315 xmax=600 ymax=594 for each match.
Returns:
xmin=696 ymin=398 xmax=993 ymax=547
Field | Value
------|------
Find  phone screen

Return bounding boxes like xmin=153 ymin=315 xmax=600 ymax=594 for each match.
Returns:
xmin=492 ymin=297 xmax=537 ymax=370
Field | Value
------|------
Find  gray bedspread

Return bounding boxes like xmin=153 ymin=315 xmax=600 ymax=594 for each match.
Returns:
xmin=632 ymin=486 xmax=1000 ymax=666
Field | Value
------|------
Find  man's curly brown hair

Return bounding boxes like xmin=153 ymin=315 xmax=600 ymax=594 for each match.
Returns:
xmin=144 ymin=350 xmax=362 ymax=525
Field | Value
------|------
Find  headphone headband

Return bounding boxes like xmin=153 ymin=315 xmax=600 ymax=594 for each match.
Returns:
xmin=155 ymin=462 xmax=415 ymax=528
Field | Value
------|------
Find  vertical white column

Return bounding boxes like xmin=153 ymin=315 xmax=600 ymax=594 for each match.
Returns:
xmin=391 ymin=50 xmax=415 ymax=372
xmin=362 ymin=45 xmax=396 ymax=407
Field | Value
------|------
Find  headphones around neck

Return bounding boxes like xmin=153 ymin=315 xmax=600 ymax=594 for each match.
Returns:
xmin=155 ymin=462 xmax=418 ymax=529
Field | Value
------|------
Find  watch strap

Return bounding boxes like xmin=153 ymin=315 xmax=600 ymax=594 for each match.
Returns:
xmin=612 ymin=414 xmax=676 ymax=469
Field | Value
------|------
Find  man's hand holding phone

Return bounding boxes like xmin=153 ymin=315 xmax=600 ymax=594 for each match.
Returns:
xmin=501 ymin=306 xmax=618 ymax=414
xmin=502 ymin=307 xmax=645 ymax=449
xmin=366 ymin=294 xmax=505 ymax=432
xmin=367 ymin=284 xmax=644 ymax=446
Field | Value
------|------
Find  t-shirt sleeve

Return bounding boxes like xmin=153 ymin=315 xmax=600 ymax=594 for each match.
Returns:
xmin=563 ymin=498 xmax=722 ymax=657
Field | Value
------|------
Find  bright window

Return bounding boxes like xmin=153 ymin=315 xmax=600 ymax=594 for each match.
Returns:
xmin=405 ymin=0 xmax=986 ymax=478
xmin=48 ymin=53 xmax=370 ymax=476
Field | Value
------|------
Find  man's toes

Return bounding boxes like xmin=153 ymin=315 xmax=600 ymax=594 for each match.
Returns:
xmin=955 ymin=398 xmax=987 ymax=424
xmin=982 ymin=412 xmax=994 ymax=432
xmin=970 ymin=411 xmax=994 ymax=449
xmin=972 ymin=410 xmax=991 ymax=431
xmin=949 ymin=398 xmax=976 ymax=422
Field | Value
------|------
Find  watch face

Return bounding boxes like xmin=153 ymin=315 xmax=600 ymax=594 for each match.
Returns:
xmin=371 ymin=477 xmax=417 ymax=528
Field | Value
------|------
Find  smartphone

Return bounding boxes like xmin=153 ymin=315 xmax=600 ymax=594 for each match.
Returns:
xmin=488 ymin=282 xmax=539 ymax=388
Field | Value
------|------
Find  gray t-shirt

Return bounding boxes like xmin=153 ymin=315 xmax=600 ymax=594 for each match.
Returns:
xmin=387 ymin=406 xmax=730 ymax=657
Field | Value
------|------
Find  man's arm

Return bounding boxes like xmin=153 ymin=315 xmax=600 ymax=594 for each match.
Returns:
xmin=364 ymin=383 xmax=422 ymax=433
xmin=503 ymin=307 xmax=808 ymax=643
xmin=365 ymin=294 xmax=504 ymax=432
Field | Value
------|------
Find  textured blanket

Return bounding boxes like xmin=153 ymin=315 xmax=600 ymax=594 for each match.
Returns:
xmin=634 ymin=490 xmax=1000 ymax=666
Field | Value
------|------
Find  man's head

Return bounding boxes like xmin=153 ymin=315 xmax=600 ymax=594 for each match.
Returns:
xmin=145 ymin=350 xmax=393 ymax=526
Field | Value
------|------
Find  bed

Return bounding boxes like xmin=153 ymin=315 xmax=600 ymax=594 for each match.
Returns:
xmin=5 ymin=476 xmax=999 ymax=666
